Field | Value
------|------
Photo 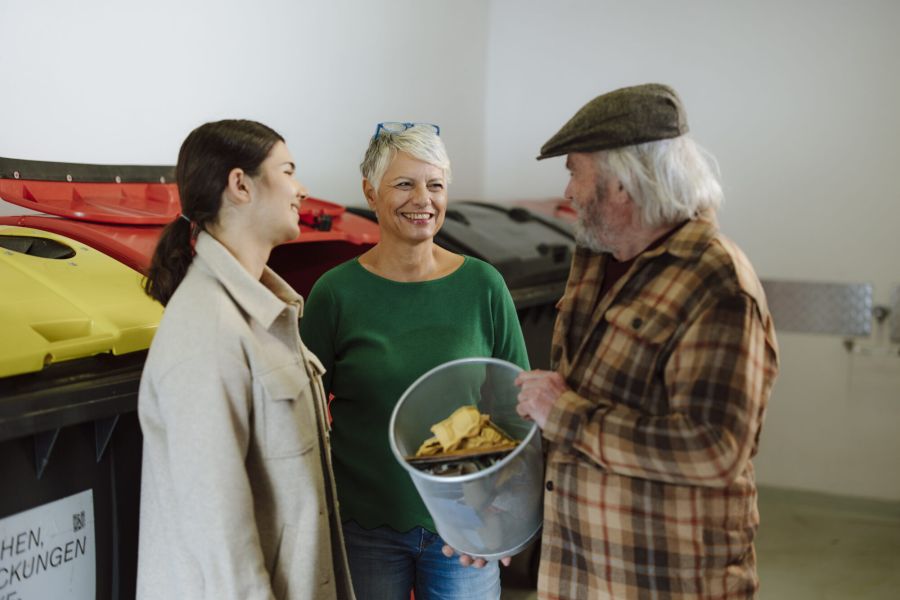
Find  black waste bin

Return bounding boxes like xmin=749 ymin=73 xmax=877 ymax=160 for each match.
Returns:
xmin=0 ymin=352 xmax=146 ymax=600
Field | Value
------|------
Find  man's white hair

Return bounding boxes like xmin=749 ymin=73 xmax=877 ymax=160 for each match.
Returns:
xmin=596 ymin=136 xmax=723 ymax=227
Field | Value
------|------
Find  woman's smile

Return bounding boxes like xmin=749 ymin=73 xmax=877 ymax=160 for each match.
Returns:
xmin=401 ymin=211 xmax=434 ymax=224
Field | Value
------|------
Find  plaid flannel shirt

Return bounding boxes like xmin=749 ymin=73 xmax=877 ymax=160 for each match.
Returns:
xmin=539 ymin=217 xmax=779 ymax=599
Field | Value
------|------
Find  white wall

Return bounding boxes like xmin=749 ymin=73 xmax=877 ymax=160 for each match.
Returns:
xmin=483 ymin=0 xmax=900 ymax=501
xmin=3 ymin=0 xmax=899 ymax=501
xmin=0 ymin=0 xmax=488 ymax=211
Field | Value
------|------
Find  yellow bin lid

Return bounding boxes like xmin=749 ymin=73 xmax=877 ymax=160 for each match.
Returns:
xmin=0 ymin=225 xmax=163 ymax=378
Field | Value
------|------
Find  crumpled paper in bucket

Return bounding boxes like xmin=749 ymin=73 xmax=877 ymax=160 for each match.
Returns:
xmin=415 ymin=405 xmax=517 ymax=456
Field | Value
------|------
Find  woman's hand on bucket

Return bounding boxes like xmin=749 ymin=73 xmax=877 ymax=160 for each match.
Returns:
xmin=441 ymin=545 xmax=512 ymax=568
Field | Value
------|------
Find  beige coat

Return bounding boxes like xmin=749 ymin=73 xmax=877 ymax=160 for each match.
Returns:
xmin=136 ymin=232 xmax=354 ymax=600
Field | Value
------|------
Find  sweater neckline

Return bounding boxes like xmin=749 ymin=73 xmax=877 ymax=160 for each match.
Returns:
xmin=351 ymin=255 xmax=470 ymax=285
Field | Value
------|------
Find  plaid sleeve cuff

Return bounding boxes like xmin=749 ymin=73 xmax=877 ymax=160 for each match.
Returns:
xmin=542 ymin=390 xmax=596 ymax=449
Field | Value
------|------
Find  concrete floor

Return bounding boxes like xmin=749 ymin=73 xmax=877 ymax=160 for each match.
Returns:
xmin=499 ymin=486 xmax=900 ymax=599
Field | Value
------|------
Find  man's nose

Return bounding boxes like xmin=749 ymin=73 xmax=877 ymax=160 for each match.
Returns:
xmin=564 ymin=180 xmax=576 ymax=202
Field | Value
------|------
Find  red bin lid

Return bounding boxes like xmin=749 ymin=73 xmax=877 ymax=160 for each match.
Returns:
xmin=0 ymin=157 xmax=378 ymax=279
xmin=0 ymin=157 xmax=349 ymax=225
xmin=0 ymin=179 xmax=180 ymax=224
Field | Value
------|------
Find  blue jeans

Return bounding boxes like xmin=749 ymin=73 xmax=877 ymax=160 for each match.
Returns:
xmin=342 ymin=520 xmax=501 ymax=600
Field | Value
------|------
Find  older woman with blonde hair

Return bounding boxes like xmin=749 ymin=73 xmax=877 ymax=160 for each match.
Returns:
xmin=301 ymin=122 xmax=528 ymax=600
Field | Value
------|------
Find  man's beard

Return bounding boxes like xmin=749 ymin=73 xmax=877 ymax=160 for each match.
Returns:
xmin=572 ymin=183 xmax=614 ymax=254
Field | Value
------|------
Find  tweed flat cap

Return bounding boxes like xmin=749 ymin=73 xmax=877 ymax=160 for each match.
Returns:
xmin=537 ymin=83 xmax=688 ymax=160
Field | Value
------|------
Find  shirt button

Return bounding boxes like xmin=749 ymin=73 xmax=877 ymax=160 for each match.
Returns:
xmin=632 ymin=317 xmax=643 ymax=329
xmin=546 ymin=481 xmax=554 ymax=491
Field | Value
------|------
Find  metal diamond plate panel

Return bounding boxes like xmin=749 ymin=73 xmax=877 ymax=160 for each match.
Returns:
xmin=761 ymin=279 xmax=873 ymax=336
xmin=891 ymin=286 xmax=900 ymax=343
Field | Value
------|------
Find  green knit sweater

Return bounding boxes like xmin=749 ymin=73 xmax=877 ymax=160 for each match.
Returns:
xmin=300 ymin=256 xmax=530 ymax=533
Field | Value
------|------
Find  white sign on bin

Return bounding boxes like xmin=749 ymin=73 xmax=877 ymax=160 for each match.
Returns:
xmin=0 ymin=490 xmax=95 ymax=600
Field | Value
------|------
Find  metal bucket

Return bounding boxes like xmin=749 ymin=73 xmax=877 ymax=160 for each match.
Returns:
xmin=388 ymin=357 xmax=543 ymax=560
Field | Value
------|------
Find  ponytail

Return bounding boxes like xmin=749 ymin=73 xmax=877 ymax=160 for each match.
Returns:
xmin=143 ymin=119 xmax=283 ymax=306
xmin=143 ymin=216 xmax=195 ymax=306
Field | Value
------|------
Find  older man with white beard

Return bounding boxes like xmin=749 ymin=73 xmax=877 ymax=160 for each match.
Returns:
xmin=513 ymin=83 xmax=780 ymax=599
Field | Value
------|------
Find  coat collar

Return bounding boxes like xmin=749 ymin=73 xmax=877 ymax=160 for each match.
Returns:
xmin=559 ymin=216 xmax=719 ymax=369
xmin=194 ymin=231 xmax=303 ymax=328
xmin=653 ymin=215 xmax=718 ymax=261
xmin=570 ymin=215 xmax=718 ymax=266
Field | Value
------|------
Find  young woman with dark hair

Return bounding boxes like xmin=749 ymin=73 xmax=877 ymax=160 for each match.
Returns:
xmin=137 ymin=119 xmax=354 ymax=599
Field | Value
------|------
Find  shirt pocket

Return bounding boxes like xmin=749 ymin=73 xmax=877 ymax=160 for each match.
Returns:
xmin=605 ymin=303 xmax=677 ymax=345
xmin=599 ymin=303 xmax=679 ymax=410
xmin=258 ymin=363 xmax=317 ymax=459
